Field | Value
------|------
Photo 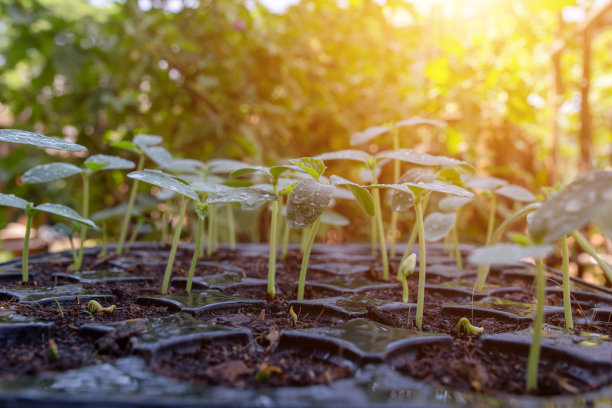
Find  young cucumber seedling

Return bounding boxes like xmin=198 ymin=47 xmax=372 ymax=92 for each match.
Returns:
xmin=469 ymin=169 xmax=612 ymax=391
xmin=22 ymin=154 xmax=134 ymax=269
xmin=0 ymin=193 xmax=98 ymax=283
xmin=286 ymin=158 xmax=374 ymax=300
xmin=350 ymin=118 xmax=446 ymax=257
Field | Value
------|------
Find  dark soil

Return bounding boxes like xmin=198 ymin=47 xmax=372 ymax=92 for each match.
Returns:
xmin=1 ymin=243 xmax=611 ymax=397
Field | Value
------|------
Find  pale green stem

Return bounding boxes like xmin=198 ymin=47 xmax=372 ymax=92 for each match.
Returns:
xmin=126 ymin=218 xmax=144 ymax=252
xmin=401 ymin=195 xmax=430 ymax=277
xmin=117 ymin=154 xmax=145 ymax=255
xmin=212 ymin=204 xmax=219 ymax=250
xmin=268 ymin=185 xmax=280 ymax=298
xmin=452 ymin=215 xmax=462 ymax=270
xmin=68 ymin=231 xmax=77 ymax=266
xmin=526 ymin=257 xmax=546 ymax=391
xmin=370 ymin=216 xmax=377 ymax=257
xmin=297 ymin=217 xmax=321 ymax=300
xmin=561 ymin=236 xmax=573 ymax=330
xmin=485 ymin=193 xmax=497 ymax=245
xmin=415 ymin=193 xmax=427 ymax=331
xmin=76 ymin=173 xmax=90 ymax=270
xmin=300 ymin=228 xmax=309 ymax=253
xmin=402 ymin=274 xmax=409 ymax=303
xmin=22 ymin=209 xmax=33 ymax=283
xmin=186 ymin=215 xmax=204 ymax=293
xmin=161 ymin=208 xmax=169 ymax=246
xmin=161 ymin=197 xmax=187 ymax=295
xmin=226 ymin=204 xmax=236 ymax=250
xmin=100 ymin=222 xmax=107 ymax=257
xmin=390 ymin=128 xmax=400 ymax=258
xmin=476 ymin=202 xmax=540 ymax=290
xmin=206 ymin=204 xmax=216 ymax=256
xmin=199 ymin=216 xmax=206 ymax=258
xmin=281 ymin=214 xmax=290 ymax=260
xmin=372 ymin=170 xmax=389 ymax=280
xmin=571 ymin=230 xmax=612 ymax=284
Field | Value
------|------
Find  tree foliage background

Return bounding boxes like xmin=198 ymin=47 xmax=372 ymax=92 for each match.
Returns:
xmin=1 ymin=0 xmax=611 ymax=243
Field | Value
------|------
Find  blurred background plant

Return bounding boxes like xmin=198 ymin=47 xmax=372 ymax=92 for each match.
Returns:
xmin=1 ymin=0 xmax=611 ymax=283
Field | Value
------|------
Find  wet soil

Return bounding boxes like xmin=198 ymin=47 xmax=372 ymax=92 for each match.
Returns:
xmin=0 ymin=243 xmax=611 ymax=397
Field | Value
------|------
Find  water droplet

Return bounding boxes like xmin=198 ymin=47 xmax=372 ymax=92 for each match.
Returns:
xmin=564 ymin=199 xmax=584 ymax=213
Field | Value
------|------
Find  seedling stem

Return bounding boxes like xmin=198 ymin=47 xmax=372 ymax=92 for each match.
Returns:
xmin=187 ymin=214 xmax=205 ymax=293
xmin=571 ymin=230 xmax=612 ymax=283
xmin=371 ymin=166 xmax=389 ymax=280
xmin=415 ymin=192 xmax=427 ymax=331
xmin=561 ymin=236 xmax=573 ymax=329
xmin=268 ymin=184 xmax=280 ymax=297
xmin=297 ymin=216 xmax=322 ymax=300
xmin=22 ymin=203 xmax=34 ymax=283
xmin=162 ymin=197 xmax=188 ymax=294
xmin=526 ymin=257 xmax=546 ymax=391
xmin=117 ymin=153 xmax=145 ymax=255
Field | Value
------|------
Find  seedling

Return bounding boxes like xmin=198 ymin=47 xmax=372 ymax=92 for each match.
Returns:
xmin=0 ymin=193 xmax=98 ymax=282
xmin=465 ymin=176 xmax=536 ymax=290
xmin=112 ymin=134 xmax=163 ymax=255
xmin=53 ymin=297 xmax=65 ymax=318
xmin=87 ymin=299 xmax=117 ymax=314
xmin=289 ymin=305 xmax=298 ymax=327
xmin=22 ymin=154 xmax=135 ymax=269
xmin=286 ymin=158 xmax=374 ymax=300
xmin=48 ymin=339 xmax=60 ymax=362
xmin=350 ymin=118 xmax=446 ymax=257
xmin=369 ymin=176 xmax=473 ymax=330
xmin=54 ymin=222 xmax=79 ymax=266
xmin=230 ymin=165 xmax=303 ymax=298
xmin=468 ymin=170 xmax=612 ymax=391
xmin=438 ymin=196 xmax=473 ymax=269
xmin=455 ymin=317 xmax=484 ymax=335
xmin=399 ymin=253 xmax=416 ymax=303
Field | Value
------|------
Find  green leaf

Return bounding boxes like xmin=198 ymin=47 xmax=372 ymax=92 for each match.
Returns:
xmin=468 ymin=243 xmax=553 ymax=266
xmin=465 ymin=176 xmax=508 ymax=191
xmin=287 ymin=180 xmax=334 ymax=230
xmin=371 ymin=181 xmax=473 ymax=198
xmin=509 ymin=232 xmax=532 ymax=246
xmin=85 ymin=154 xmax=135 ymax=172
xmin=127 ymin=169 xmax=199 ymax=202
xmin=438 ymin=196 xmax=472 ymax=212
xmin=35 ymin=203 xmax=99 ymax=230
xmin=0 ymin=193 xmax=31 ymax=210
xmin=205 ymin=187 xmax=278 ymax=210
xmin=349 ymin=125 xmax=390 ymax=146
xmin=189 ymin=181 xmax=233 ymax=193
xmin=22 ymin=163 xmax=83 ymax=184
xmin=330 ymin=175 xmax=374 ymax=217
xmin=437 ymin=168 xmax=465 ymax=188
xmin=0 ymin=129 xmax=87 ymax=152
xmin=320 ymin=210 xmax=349 ymax=227
xmin=133 ymin=134 xmax=163 ymax=148
xmin=207 ymin=159 xmax=248 ymax=175
xmin=529 ymin=170 xmax=612 ymax=244
xmin=594 ymin=205 xmax=612 ymax=241
xmin=495 ymin=184 xmax=535 ymax=202
xmin=230 ymin=166 xmax=269 ymax=178
xmin=375 ymin=148 xmax=470 ymax=169
xmin=289 ymin=158 xmax=326 ymax=180
xmin=314 ymin=149 xmax=371 ymax=164
xmin=111 ymin=141 xmax=138 ymax=152
xmin=424 ymin=212 xmax=456 ymax=242
xmin=85 ymin=162 xmax=108 ymax=172
xmin=223 ymin=179 xmax=253 ymax=188
xmin=143 ymin=146 xmax=203 ymax=173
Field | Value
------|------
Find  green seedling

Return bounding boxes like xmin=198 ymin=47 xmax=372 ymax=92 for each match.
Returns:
xmin=87 ymin=299 xmax=116 ymax=314
xmin=289 ymin=305 xmax=298 ymax=327
xmin=286 ymin=158 xmax=374 ymax=300
xmin=465 ymin=176 xmax=536 ymax=290
xmin=22 ymin=154 xmax=134 ymax=269
xmin=0 ymin=193 xmax=98 ymax=282
xmin=230 ymin=165 xmax=303 ymax=298
xmin=468 ymin=170 xmax=612 ymax=391
xmin=350 ymin=118 xmax=447 ymax=257
xmin=455 ymin=317 xmax=484 ymax=335
xmin=438 ymin=196 xmax=473 ymax=269
xmin=127 ymin=169 xmax=202 ymax=294
xmin=112 ymin=134 xmax=163 ymax=255
xmin=369 ymin=176 xmax=472 ymax=331
xmin=53 ymin=297 xmax=65 ymax=318
xmin=54 ymin=222 xmax=79 ymax=266
xmin=0 ymin=129 xmax=87 ymax=152
xmin=48 ymin=339 xmax=60 ymax=362
xmin=399 ymin=253 xmax=416 ymax=303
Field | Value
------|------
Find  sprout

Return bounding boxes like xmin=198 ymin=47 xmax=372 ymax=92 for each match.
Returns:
xmin=287 ymin=158 xmax=374 ymax=300
xmin=438 ymin=196 xmax=473 ymax=269
xmin=369 ymin=179 xmax=473 ymax=331
xmin=0 ymin=193 xmax=98 ymax=283
xmin=399 ymin=253 xmax=416 ymax=304
xmin=22 ymin=155 xmax=135 ymax=269
xmin=455 ymin=317 xmax=484 ymax=335
xmin=87 ymin=300 xmax=117 ymax=314
xmin=48 ymin=339 xmax=60 ymax=362
xmin=230 ymin=164 xmax=303 ymax=298
xmin=112 ymin=134 xmax=163 ymax=255
xmin=289 ymin=305 xmax=298 ymax=327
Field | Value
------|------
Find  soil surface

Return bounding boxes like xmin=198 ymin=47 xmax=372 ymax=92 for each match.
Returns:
xmin=0 ymin=242 xmax=611 ymax=397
